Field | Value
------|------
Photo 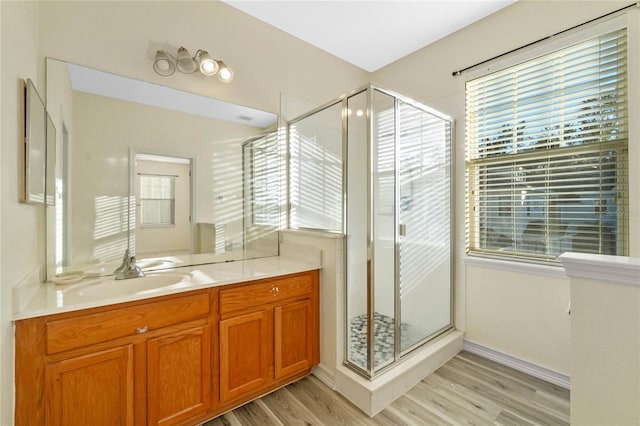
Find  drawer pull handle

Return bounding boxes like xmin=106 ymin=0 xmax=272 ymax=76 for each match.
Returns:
xmin=136 ymin=326 xmax=149 ymax=334
xmin=271 ymin=286 xmax=280 ymax=295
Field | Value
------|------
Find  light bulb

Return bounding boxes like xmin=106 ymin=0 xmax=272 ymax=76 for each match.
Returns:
xmin=217 ymin=62 xmax=234 ymax=83
xmin=202 ymin=61 xmax=215 ymax=73
xmin=197 ymin=51 xmax=219 ymax=76
xmin=156 ymin=60 xmax=171 ymax=71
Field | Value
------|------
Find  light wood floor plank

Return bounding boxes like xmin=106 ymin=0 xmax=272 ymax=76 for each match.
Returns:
xmin=202 ymin=351 xmax=570 ymax=426
xmin=446 ymin=358 xmax=538 ymax=401
xmin=378 ymin=397 xmax=455 ymax=426
xmin=423 ymin=371 xmax=505 ymax=420
xmin=493 ymin=410 xmax=537 ymax=426
xmin=403 ymin=385 xmax=490 ymax=425
xmin=228 ymin=400 xmax=283 ymax=426
xmin=437 ymin=363 xmax=568 ymax=426
xmin=457 ymin=351 xmax=569 ymax=401
xmin=261 ymin=386 xmax=327 ymax=425
xmin=411 ymin=379 xmax=500 ymax=423
xmin=286 ymin=375 xmax=372 ymax=426
xmin=530 ymin=391 xmax=570 ymax=423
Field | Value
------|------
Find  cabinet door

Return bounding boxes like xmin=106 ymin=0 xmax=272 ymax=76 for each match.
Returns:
xmin=44 ymin=345 xmax=134 ymax=426
xmin=219 ymin=310 xmax=272 ymax=402
xmin=274 ymin=299 xmax=314 ymax=379
xmin=147 ymin=325 xmax=211 ymax=426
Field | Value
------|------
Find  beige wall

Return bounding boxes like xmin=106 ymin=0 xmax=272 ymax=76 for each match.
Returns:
xmin=1 ymin=2 xmax=43 ymax=423
xmin=373 ymin=0 xmax=638 ymax=375
xmin=38 ymin=1 xmax=369 ymax=116
xmin=1 ymin=1 xmax=368 ymax=423
xmin=570 ymin=276 xmax=640 ymax=425
xmin=69 ymin=91 xmax=262 ymax=265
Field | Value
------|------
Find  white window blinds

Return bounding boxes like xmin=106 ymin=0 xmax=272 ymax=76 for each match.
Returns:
xmin=139 ymin=175 xmax=176 ymax=226
xmin=466 ymin=28 xmax=629 ymax=263
xmin=246 ymin=131 xmax=280 ymax=227
xmin=289 ymin=102 xmax=343 ymax=232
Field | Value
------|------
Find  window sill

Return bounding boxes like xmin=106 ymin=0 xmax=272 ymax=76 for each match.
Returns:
xmin=464 ymin=255 xmax=568 ymax=279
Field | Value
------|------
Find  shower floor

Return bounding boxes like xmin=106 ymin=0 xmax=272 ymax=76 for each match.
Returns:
xmin=349 ymin=312 xmax=425 ymax=369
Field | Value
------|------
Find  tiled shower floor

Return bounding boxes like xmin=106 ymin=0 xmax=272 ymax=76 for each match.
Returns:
xmin=348 ymin=312 xmax=418 ymax=369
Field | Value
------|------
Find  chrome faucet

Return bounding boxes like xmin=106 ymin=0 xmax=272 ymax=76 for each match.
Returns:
xmin=114 ymin=249 xmax=145 ymax=280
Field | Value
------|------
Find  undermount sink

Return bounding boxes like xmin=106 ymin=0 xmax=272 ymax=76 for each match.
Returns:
xmin=61 ymin=272 xmax=192 ymax=302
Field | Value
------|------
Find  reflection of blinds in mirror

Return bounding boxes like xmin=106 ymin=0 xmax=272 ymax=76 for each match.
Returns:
xmin=139 ymin=174 xmax=176 ymax=225
xmin=250 ymin=131 xmax=280 ymax=226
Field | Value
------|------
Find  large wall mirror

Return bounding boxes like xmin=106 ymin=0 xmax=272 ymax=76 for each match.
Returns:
xmin=45 ymin=58 xmax=281 ymax=279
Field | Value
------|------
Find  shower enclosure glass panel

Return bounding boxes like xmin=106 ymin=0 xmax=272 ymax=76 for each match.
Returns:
xmin=397 ymin=101 xmax=452 ymax=352
xmin=343 ymin=86 xmax=453 ymax=378
xmin=371 ymin=90 xmax=396 ymax=371
xmin=288 ymin=84 xmax=453 ymax=379
xmin=288 ymin=102 xmax=343 ymax=231
xmin=346 ymin=91 xmax=368 ymax=371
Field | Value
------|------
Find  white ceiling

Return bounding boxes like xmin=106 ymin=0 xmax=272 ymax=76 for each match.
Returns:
xmin=224 ymin=0 xmax=517 ymax=72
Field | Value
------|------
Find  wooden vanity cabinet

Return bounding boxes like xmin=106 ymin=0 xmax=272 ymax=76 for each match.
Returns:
xmin=218 ymin=271 xmax=319 ymax=406
xmin=15 ymin=290 xmax=215 ymax=426
xmin=146 ymin=324 xmax=212 ymax=425
xmin=15 ymin=269 xmax=319 ymax=426
xmin=44 ymin=344 xmax=135 ymax=425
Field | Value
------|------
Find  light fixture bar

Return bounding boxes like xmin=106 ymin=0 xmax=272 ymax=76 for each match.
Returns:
xmin=152 ymin=46 xmax=232 ymax=82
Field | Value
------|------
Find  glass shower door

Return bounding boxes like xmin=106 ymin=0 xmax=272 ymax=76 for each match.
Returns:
xmin=397 ymin=101 xmax=452 ymax=353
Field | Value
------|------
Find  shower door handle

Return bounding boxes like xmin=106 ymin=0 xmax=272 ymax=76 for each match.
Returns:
xmin=399 ymin=224 xmax=407 ymax=236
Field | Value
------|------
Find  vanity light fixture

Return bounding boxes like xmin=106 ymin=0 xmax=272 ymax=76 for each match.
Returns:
xmin=217 ymin=61 xmax=234 ymax=84
xmin=153 ymin=46 xmax=233 ymax=83
xmin=152 ymin=50 xmax=175 ymax=76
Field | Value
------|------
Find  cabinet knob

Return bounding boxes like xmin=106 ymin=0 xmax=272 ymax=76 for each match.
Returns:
xmin=135 ymin=326 xmax=149 ymax=334
xmin=270 ymin=285 xmax=280 ymax=295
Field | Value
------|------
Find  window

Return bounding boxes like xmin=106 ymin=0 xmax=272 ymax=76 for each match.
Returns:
xmin=139 ymin=175 xmax=175 ymax=226
xmin=244 ymin=131 xmax=280 ymax=227
xmin=466 ymin=28 xmax=629 ymax=264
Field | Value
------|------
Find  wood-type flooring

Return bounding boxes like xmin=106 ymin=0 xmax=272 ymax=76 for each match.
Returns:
xmin=203 ymin=350 xmax=570 ymax=426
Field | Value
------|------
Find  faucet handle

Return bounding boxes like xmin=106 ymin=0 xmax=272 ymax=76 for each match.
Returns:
xmin=113 ymin=248 xmax=132 ymax=275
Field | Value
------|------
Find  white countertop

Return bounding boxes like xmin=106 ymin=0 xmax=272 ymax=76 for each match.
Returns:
xmin=13 ymin=256 xmax=320 ymax=321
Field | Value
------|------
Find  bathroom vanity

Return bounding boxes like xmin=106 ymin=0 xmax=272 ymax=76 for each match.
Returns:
xmin=13 ymin=257 xmax=319 ymax=425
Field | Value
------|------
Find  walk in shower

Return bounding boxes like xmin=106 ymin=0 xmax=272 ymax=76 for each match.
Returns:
xmin=345 ymin=87 xmax=453 ymax=377
xmin=289 ymin=84 xmax=454 ymax=382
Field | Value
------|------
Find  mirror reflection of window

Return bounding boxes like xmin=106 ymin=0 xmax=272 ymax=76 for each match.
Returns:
xmin=134 ymin=155 xmax=191 ymax=258
xmin=244 ymin=132 xmax=279 ymax=227
xmin=139 ymin=175 xmax=176 ymax=226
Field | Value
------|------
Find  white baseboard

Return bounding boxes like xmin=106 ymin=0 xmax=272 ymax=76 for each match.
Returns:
xmin=463 ymin=340 xmax=570 ymax=389
xmin=312 ymin=364 xmax=336 ymax=390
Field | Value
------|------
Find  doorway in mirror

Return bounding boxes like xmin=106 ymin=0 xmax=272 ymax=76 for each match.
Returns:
xmin=133 ymin=153 xmax=193 ymax=258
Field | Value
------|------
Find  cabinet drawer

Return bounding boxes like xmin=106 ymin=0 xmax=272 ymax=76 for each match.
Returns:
xmin=46 ymin=292 xmax=210 ymax=354
xmin=220 ymin=273 xmax=312 ymax=315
